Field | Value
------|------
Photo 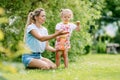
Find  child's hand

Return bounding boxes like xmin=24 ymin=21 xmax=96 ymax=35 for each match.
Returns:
xmin=76 ymin=21 xmax=80 ymax=31
xmin=76 ymin=21 xmax=80 ymax=26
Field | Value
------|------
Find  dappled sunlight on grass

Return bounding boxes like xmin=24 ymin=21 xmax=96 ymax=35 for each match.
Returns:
xmin=3 ymin=54 xmax=120 ymax=80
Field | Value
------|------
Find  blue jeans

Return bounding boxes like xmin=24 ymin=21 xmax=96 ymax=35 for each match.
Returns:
xmin=22 ymin=52 xmax=42 ymax=67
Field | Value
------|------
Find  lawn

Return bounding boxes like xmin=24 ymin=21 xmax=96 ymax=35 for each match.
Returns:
xmin=1 ymin=54 xmax=120 ymax=80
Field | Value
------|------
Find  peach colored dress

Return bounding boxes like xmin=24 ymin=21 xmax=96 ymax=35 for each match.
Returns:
xmin=55 ymin=22 xmax=77 ymax=50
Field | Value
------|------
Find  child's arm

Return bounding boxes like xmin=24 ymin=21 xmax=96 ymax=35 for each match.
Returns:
xmin=75 ymin=21 xmax=80 ymax=31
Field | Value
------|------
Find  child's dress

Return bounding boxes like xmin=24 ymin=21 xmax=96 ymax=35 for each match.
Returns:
xmin=55 ymin=22 xmax=77 ymax=50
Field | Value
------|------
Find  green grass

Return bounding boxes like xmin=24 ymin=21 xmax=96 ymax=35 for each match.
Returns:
xmin=2 ymin=54 xmax=120 ymax=80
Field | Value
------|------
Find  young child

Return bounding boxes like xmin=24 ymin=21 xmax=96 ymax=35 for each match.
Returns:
xmin=55 ymin=9 xmax=80 ymax=68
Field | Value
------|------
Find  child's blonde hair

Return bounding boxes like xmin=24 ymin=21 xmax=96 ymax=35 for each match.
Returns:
xmin=23 ymin=8 xmax=44 ymax=42
xmin=60 ymin=9 xmax=73 ymax=19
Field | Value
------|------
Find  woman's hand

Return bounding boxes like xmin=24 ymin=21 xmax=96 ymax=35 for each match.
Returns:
xmin=46 ymin=41 xmax=56 ymax=52
xmin=56 ymin=30 xmax=69 ymax=36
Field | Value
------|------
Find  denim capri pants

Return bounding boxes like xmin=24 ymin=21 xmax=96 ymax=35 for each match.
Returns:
xmin=22 ymin=52 xmax=42 ymax=67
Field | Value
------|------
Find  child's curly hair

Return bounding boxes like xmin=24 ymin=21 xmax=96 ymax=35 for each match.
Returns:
xmin=60 ymin=9 xmax=73 ymax=19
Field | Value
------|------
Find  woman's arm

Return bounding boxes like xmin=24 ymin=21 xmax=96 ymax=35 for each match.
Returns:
xmin=45 ymin=41 xmax=56 ymax=52
xmin=30 ymin=29 xmax=68 ymax=42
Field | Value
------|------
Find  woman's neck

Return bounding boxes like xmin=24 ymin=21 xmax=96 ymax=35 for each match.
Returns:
xmin=35 ymin=22 xmax=42 ymax=28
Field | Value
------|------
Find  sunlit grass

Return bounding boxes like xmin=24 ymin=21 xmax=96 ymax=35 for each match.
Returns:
xmin=2 ymin=54 xmax=120 ymax=80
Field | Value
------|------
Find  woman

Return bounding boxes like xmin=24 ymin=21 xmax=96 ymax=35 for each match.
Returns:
xmin=22 ymin=8 xmax=68 ymax=69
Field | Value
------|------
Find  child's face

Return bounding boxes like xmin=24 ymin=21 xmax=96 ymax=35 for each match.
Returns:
xmin=61 ymin=12 xmax=72 ymax=24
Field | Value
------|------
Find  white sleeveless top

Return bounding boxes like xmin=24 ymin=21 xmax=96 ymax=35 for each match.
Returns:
xmin=25 ymin=23 xmax=48 ymax=53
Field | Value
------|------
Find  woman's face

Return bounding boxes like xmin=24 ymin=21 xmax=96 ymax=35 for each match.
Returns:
xmin=36 ymin=11 xmax=46 ymax=24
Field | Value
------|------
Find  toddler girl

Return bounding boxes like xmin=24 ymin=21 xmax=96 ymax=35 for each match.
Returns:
xmin=55 ymin=9 xmax=80 ymax=68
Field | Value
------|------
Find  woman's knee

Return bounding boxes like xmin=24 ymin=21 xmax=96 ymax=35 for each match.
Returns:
xmin=28 ymin=59 xmax=50 ymax=69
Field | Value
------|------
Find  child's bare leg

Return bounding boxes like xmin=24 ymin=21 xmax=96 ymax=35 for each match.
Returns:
xmin=55 ymin=51 xmax=62 ymax=68
xmin=62 ymin=50 xmax=68 ymax=68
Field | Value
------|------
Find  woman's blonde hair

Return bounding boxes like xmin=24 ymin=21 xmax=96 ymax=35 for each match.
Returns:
xmin=23 ymin=8 xmax=44 ymax=42
xmin=60 ymin=9 xmax=73 ymax=19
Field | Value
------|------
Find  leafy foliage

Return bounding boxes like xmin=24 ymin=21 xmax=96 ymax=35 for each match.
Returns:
xmin=0 ymin=0 xmax=105 ymax=61
xmin=103 ymin=0 xmax=120 ymax=44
